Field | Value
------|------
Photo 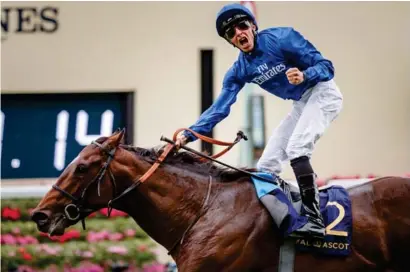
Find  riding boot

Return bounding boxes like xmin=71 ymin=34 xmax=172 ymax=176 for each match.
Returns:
xmin=292 ymin=173 xmax=325 ymax=238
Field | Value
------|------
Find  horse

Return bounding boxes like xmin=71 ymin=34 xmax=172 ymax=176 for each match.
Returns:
xmin=31 ymin=129 xmax=410 ymax=271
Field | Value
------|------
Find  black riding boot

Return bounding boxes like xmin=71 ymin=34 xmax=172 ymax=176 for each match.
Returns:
xmin=293 ymin=173 xmax=325 ymax=238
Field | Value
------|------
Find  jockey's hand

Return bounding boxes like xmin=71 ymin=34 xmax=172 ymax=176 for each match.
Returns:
xmin=175 ymin=134 xmax=188 ymax=150
xmin=286 ymin=68 xmax=304 ymax=85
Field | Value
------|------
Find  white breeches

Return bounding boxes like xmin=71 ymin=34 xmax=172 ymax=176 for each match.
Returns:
xmin=256 ymin=79 xmax=343 ymax=175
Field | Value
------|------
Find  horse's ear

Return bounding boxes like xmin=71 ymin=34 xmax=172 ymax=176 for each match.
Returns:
xmin=112 ymin=128 xmax=121 ymax=135
xmin=106 ymin=128 xmax=125 ymax=148
xmin=119 ymin=128 xmax=126 ymax=144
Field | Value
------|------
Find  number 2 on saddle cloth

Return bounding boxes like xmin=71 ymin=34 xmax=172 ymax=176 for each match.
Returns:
xmin=252 ymin=172 xmax=353 ymax=256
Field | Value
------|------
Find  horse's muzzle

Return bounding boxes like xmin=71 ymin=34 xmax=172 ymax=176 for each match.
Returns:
xmin=31 ymin=209 xmax=52 ymax=231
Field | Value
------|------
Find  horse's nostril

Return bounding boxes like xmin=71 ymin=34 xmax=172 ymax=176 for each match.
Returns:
xmin=31 ymin=210 xmax=50 ymax=225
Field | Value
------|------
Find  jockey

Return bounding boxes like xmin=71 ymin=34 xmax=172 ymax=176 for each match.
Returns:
xmin=176 ymin=3 xmax=343 ymax=238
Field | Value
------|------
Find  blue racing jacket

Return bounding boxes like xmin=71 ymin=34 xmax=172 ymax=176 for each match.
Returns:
xmin=185 ymin=27 xmax=334 ymax=141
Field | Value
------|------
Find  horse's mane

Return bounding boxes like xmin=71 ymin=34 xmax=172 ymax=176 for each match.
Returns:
xmin=120 ymin=144 xmax=251 ymax=182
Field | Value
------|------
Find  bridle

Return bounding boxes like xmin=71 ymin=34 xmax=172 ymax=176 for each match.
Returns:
xmin=52 ymin=141 xmax=119 ymax=230
xmin=52 ymin=137 xmax=176 ymax=230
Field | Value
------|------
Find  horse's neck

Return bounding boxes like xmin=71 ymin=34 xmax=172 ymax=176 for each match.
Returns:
xmin=120 ymin=165 xmax=210 ymax=250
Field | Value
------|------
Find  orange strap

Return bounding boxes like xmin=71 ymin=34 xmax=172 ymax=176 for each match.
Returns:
xmin=132 ymin=128 xmax=244 ymax=184
xmin=106 ymin=142 xmax=175 ymax=211
xmin=139 ymin=143 xmax=174 ymax=183
xmin=173 ymin=128 xmax=246 ymax=161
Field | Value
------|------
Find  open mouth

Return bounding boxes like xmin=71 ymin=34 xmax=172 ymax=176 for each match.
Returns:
xmin=239 ymin=36 xmax=248 ymax=46
xmin=48 ymin=215 xmax=67 ymax=236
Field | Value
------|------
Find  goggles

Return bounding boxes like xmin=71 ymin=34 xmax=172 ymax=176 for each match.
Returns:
xmin=224 ymin=20 xmax=251 ymax=40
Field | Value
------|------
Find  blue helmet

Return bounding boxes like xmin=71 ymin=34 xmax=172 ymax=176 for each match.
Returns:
xmin=216 ymin=3 xmax=258 ymax=37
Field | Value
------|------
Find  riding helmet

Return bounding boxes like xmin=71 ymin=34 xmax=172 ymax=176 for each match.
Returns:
xmin=215 ymin=3 xmax=258 ymax=38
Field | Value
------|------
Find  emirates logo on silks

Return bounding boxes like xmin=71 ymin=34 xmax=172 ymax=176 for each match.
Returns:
xmin=252 ymin=63 xmax=287 ymax=85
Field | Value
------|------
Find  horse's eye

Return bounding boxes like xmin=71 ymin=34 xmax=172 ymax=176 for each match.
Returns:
xmin=76 ymin=164 xmax=88 ymax=173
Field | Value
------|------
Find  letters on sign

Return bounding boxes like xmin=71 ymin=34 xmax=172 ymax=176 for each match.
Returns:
xmin=1 ymin=6 xmax=59 ymax=42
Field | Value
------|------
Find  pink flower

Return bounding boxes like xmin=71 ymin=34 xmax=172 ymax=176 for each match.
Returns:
xmin=16 ymin=236 xmax=29 ymax=245
xmin=143 ymin=263 xmax=167 ymax=272
xmin=17 ymin=265 xmax=35 ymax=272
xmin=24 ymin=235 xmax=39 ymax=244
xmin=86 ymin=231 xmax=98 ymax=243
xmin=1 ymin=233 xmax=17 ymax=245
xmin=38 ymin=244 xmax=62 ymax=255
xmin=99 ymin=208 xmax=127 ymax=217
xmin=87 ymin=230 xmax=110 ymax=243
xmin=108 ymin=232 xmax=123 ymax=241
xmin=72 ymin=261 xmax=104 ymax=272
xmin=106 ymin=245 xmax=128 ymax=255
xmin=81 ymin=250 xmax=94 ymax=258
xmin=14 ymin=235 xmax=38 ymax=245
xmin=124 ymin=229 xmax=136 ymax=237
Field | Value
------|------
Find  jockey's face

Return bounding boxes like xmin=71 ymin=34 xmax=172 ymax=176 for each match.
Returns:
xmin=224 ymin=20 xmax=256 ymax=52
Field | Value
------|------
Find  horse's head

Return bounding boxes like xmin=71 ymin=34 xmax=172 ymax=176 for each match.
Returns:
xmin=31 ymin=128 xmax=129 ymax=236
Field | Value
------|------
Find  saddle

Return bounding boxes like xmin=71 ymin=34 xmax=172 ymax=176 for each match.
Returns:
xmin=260 ymin=176 xmax=353 ymax=272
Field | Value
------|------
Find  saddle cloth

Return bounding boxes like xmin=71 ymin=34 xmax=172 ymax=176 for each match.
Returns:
xmin=251 ymin=173 xmax=353 ymax=256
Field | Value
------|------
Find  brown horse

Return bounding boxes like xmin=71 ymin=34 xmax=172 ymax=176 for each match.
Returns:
xmin=31 ymin=129 xmax=410 ymax=271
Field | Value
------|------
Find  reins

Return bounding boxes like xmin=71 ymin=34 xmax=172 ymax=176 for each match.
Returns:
xmin=172 ymin=128 xmax=248 ymax=161
xmin=106 ymin=143 xmax=175 ymax=213
xmin=161 ymin=128 xmax=277 ymax=184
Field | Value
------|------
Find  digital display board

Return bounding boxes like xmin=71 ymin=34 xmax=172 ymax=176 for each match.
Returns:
xmin=1 ymin=92 xmax=134 ymax=179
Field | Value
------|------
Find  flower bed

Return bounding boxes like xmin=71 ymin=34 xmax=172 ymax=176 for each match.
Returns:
xmin=1 ymin=240 xmax=160 ymax=271
xmin=1 ymin=198 xmax=166 ymax=271
xmin=2 ymin=218 xmax=149 ymax=244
